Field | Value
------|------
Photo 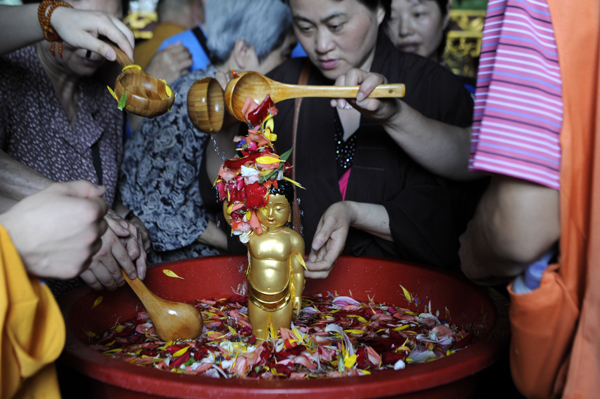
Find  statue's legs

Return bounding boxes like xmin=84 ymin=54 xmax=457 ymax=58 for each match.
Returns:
xmin=248 ymin=299 xmax=293 ymax=341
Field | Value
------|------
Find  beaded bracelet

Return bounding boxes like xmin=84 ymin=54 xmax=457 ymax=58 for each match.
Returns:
xmin=37 ymin=0 xmax=74 ymax=58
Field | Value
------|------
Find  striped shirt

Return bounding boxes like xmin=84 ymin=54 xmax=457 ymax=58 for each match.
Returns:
xmin=469 ymin=0 xmax=563 ymax=190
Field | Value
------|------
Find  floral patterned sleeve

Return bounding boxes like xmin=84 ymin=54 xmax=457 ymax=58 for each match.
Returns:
xmin=118 ymin=66 xmax=220 ymax=260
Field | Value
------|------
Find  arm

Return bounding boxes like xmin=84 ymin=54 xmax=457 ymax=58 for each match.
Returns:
xmin=0 ymin=4 xmax=134 ymax=60
xmin=0 ymin=149 xmax=53 ymax=212
xmin=290 ymin=233 xmax=306 ymax=314
xmin=459 ymin=175 xmax=560 ymax=285
xmin=332 ymin=69 xmax=477 ymax=181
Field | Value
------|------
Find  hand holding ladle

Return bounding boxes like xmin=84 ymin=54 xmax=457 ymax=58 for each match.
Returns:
xmin=121 ymin=270 xmax=203 ymax=341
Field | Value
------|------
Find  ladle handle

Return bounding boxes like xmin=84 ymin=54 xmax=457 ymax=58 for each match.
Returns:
xmin=100 ymin=38 xmax=134 ymax=68
xmin=278 ymin=83 xmax=406 ymax=101
xmin=121 ymin=269 xmax=160 ymax=304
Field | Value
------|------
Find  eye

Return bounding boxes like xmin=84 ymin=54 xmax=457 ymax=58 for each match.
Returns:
xmin=295 ymin=22 xmax=314 ymax=34
xmin=328 ymin=23 xmax=344 ymax=32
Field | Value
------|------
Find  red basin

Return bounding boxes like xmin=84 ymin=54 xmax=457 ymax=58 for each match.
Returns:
xmin=58 ymin=255 xmax=508 ymax=399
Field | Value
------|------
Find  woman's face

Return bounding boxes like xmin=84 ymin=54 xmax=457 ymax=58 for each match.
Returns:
xmin=257 ymin=194 xmax=291 ymax=229
xmin=385 ymin=0 xmax=449 ymax=59
xmin=289 ymin=0 xmax=385 ymax=80
xmin=45 ymin=0 xmax=123 ymax=76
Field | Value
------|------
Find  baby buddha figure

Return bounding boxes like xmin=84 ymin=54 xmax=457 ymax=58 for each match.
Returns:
xmin=245 ymin=180 xmax=305 ymax=340
xmin=215 ymin=96 xmax=306 ymax=340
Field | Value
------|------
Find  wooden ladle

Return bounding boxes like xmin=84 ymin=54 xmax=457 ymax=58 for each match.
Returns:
xmin=187 ymin=72 xmax=251 ymax=134
xmin=121 ymin=270 xmax=203 ymax=341
xmin=187 ymin=77 xmax=225 ymax=133
xmin=106 ymin=42 xmax=175 ymax=118
xmin=225 ymin=71 xmax=406 ymax=122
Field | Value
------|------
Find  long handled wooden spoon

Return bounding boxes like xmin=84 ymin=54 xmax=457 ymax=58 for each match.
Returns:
xmin=121 ymin=270 xmax=203 ymax=341
xmin=225 ymin=71 xmax=406 ymax=122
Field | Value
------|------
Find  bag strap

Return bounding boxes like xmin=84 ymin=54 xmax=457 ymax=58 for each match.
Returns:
xmin=291 ymin=62 xmax=310 ymax=233
xmin=192 ymin=25 xmax=211 ymax=59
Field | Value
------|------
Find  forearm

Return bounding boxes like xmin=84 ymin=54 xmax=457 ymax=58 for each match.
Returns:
xmin=345 ymin=201 xmax=392 ymax=242
xmin=0 ymin=150 xmax=53 ymax=212
xmin=196 ymin=218 xmax=228 ymax=250
xmin=0 ymin=5 xmax=44 ymax=56
xmin=460 ymin=175 xmax=560 ymax=281
xmin=383 ymin=101 xmax=477 ymax=181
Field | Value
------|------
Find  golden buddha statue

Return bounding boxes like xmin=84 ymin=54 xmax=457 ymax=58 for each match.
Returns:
xmin=225 ymin=180 xmax=305 ymax=340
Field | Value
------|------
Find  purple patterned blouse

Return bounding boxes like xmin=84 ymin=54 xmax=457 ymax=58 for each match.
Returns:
xmin=0 ymin=46 xmax=124 ymax=207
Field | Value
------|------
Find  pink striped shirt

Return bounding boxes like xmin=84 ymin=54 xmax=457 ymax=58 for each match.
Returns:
xmin=469 ymin=0 xmax=563 ymax=190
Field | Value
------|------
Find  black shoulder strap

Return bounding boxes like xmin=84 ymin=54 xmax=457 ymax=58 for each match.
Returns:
xmin=91 ymin=141 xmax=103 ymax=186
xmin=192 ymin=25 xmax=210 ymax=59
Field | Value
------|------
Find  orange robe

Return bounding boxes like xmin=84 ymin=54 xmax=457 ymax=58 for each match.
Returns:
xmin=0 ymin=224 xmax=65 ymax=399
xmin=508 ymin=1 xmax=600 ymax=398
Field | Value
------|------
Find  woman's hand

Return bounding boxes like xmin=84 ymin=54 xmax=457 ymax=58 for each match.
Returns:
xmin=145 ymin=42 xmax=192 ymax=84
xmin=0 ymin=181 xmax=108 ymax=279
xmin=51 ymin=7 xmax=135 ymax=61
xmin=330 ymin=68 xmax=401 ymax=122
xmin=305 ymin=202 xmax=354 ymax=279
xmin=79 ymin=210 xmax=147 ymax=291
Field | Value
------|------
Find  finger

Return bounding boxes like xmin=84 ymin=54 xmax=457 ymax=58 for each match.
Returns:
xmin=99 ymin=15 xmax=135 ymax=61
xmin=311 ymin=219 xmax=337 ymax=252
xmin=104 ymin=214 xmax=131 ymax=237
xmin=93 ymin=243 xmax=123 ymax=288
xmin=110 ymin=237 xmax=138 ymax=279
xmin=356 ymin=73 xmax=386 ymax=102
xmin=164 ymin=41 xmax=183 ymax=49
xmin=80 ymin=268 xmax=103 ymax=291
xmin=135 ymin=251 xmax=147 ymax=280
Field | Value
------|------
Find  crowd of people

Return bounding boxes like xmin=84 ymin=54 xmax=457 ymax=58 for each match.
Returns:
xmin=0 ymin=0 xmax=598 ymax=398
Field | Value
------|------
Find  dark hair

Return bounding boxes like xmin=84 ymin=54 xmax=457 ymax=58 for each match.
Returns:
xmin=282 ymin=0 xmax=392 ymax=21
xmin=433 ymin=0 xmax=450 ymax=17
xmin=269 ymin=179 xmax=295 ymax=208
xmin=357 ymin=0 xmax=392 ymax=20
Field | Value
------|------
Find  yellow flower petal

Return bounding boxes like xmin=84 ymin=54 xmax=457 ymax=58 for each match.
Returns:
xmin=163 ymin=269 xmax=184 ymax=279
xmin=283 ymin=177 xmax=305 ymax=189
xmin=161 ymin=79 xmax=173 ymax=97
xmin=343 ymin=329 xmax=365 ymax=335
xmin=92 ymin=296 xmax=103 ymax=309
xmin=106 ymin=86 xmax=118 ymax=102
xmin=344 ymin=353 xmax=357 ymax=369
xmin=400 ymin=284 xmax=412 ymax=303
xmin=172 ymin=346 xmax=190 ymax=357
xmin=122 ymin=64 xmax=142 ymax=72
xmin=256 ymin=155 xmax=281 ymax=164
xmin=295 ymin=252 xmax=307 ymax=270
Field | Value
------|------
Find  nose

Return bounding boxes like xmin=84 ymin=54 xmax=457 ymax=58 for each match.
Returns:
xmin=315 ymin=28 xmax=334 ymax=55
xmin=399 ymin=14 xmax=414 ymax=37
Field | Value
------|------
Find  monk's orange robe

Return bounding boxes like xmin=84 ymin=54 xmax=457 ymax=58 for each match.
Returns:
xmin=508 ymin=1 xmax=600 ymax=398
xmin=0 ymin=224 xmax=65 ymax=399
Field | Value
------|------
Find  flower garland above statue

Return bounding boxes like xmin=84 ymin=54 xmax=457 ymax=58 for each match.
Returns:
xmin=214 ymin=95 xmax=303 ymax=243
